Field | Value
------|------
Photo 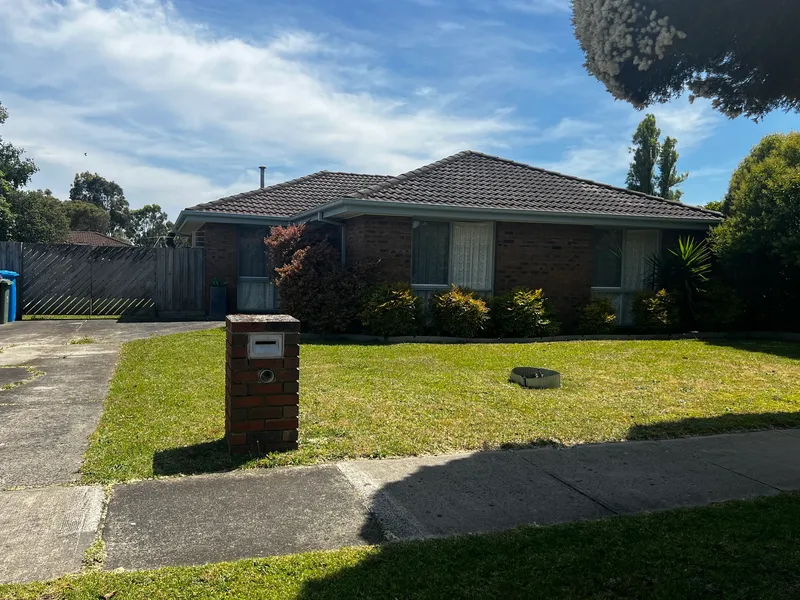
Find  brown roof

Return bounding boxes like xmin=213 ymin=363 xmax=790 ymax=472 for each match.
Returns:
xmin=347 ymin=151 xmax=720 ymax=221
xmin=187 ymin=171 xmax=392 ymax=218
xmin=66 ymin=231 xmax=131 ymax=246
xmin=184 ymin=150 xmax=721 ymax=223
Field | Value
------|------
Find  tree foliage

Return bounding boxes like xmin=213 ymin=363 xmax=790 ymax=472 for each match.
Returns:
xmin=572 ymin=0 xmax=800 ymax=119
xmin=627 ymin=114 xmax=688 ymax=199
xmin=712 ymin=132 xmax=800 ymax=330
xmin=0 ymin=102 xmax=38 ymax=191
xmin=7 ymin=189 xmax=69 ymax=243
xmin=127 ymin=204 xmax=173 ymax=247
xmin=0 ymin=196 xmax=14 ymax=241
xmin=69 ymin=172 xmax=129 ymax=235
xmin=63 ymin=200 xmax=111 ymax=234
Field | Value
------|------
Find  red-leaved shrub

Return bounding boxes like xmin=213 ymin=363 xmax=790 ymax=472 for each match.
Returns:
xmin=264 ymin=224 xmax=325 ymax=274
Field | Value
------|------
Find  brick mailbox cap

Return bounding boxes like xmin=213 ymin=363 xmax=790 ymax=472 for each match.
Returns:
xmin=227 ymin=314 xmax=299 ymax=324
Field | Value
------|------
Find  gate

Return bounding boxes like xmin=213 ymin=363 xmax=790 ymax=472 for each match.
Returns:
xmin=10 ymin=243 xmax=206 ymax=317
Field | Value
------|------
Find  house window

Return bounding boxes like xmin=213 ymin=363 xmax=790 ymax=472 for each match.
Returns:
xmin=412 ymin=221 xmax=494 ymax=297
xmin=237 ymin=226 xmax=277 ymax=312
xmin=192 ymin=226 xmax=205 ymax=249
xmin=592 ymin=228 xmax=660 ymax=324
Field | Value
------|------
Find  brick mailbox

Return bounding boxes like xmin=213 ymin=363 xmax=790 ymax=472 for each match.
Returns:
xmin=225 ymin=314 xmax=300 ymax=455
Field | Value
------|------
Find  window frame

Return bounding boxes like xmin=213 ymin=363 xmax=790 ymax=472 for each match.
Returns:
xmin=411 ymin=219 xmax=495 ymax=295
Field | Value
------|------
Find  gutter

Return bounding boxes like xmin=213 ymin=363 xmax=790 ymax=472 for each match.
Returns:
xmin=174 ymin=210 xmax=290 ymax=234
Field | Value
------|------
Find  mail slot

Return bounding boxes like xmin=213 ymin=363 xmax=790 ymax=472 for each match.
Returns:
xmin=248 ymin=333 xmax=284 ymax=358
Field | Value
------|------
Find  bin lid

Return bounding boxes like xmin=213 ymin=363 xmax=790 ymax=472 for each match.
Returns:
xmin=0 ymin=279 xmax=10 ymax=285
xmin=0 ymin=270 xmax=19 ymax=278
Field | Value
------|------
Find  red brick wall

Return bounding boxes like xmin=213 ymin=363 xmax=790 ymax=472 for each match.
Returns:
xmin=494 ymin=222 xmax=593 ymax=325
xmin=345 ymin=216 xmax=412 ymax=282
xmin=205 ymin=223 xmax=238 ymax=311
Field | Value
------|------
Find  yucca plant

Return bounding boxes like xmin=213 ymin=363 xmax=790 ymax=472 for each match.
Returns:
xmin=647 ymin=236 xmax=712 ymax=327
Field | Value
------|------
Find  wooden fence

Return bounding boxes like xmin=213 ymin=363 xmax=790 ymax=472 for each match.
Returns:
xmin=0 ymin=241 xmax=205 ymax=318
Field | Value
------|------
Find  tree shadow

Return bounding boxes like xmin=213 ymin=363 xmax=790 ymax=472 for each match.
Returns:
xmin=701 ymin=337 xmax=800 ymax=361
xmin=294 ymin=411 xmax=800 ymax=599
xmin=152 ymin=439 xmax=252 ymax=477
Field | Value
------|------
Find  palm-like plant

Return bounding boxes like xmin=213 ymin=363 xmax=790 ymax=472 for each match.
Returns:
xmin=647 ymin=236 xmax=712 ymax=326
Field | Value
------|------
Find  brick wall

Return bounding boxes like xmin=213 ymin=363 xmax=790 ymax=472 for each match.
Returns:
xmin=494 ymin=222 xmax=593 ymax=325
xmin=345 ymin=215 xmax=412 ymax=282
xmin=204 ymin=223 xmax=238 ymax=311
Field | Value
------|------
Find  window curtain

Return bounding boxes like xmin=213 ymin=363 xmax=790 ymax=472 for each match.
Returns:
xmin=622 ymin=230 xmax=660 ymax=291
xmin=412 ymin=221 xmax=449 ymax=285
xmin=238 ymin=280 xmax=276 ymax=312
xmin=451 ymin=222 xmax=493 ymax=291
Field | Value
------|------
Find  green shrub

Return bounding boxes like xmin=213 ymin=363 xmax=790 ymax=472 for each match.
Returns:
xmin=696 ymin=279 xmax=744 ymax=331
xmin=430 ymin=286 xmax=490 ymax=338
xmin=632 ymin=289 xmax=680 ymax=333
xmin=361 ymin=283 xmax=423 ymax=338
xmin=491 ymin=288 xmax=560 ymax=338
xmin=579 ymin=296 xmax=617 ymax=334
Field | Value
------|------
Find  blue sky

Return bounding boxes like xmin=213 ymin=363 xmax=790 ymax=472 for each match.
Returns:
xmin=1 ymin=0 xmax=798 ymax=222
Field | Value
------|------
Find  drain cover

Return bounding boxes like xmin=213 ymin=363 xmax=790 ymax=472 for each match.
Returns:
xmin=0 ymin=367 xmax=32 ymax=388
xmin=510 ymin=367 xmax=561 ymax=389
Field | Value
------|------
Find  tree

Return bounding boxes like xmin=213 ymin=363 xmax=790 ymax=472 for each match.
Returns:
xmin=704 ymin=200 xmax=723 ymax=212
xmin=127 ymin=204 xmax=172 ymax=247
xmin=0 ymin=103 xmax=38 ymax=192
xmin=63 ymin=201 xmax=111 ymax=234
xmin=572 ymin=0 xmax=800 ymax=119
xmin=626 ymin=114 xmax=688 ymax=199
xmin=7 ymin=189 xmax=69 ymax=243
xmin=0 ymin=196 xmax=13 ymax=241
xmin=69 ymin=172 xmax=129 ymax=235
xmin=712 ymin=133 xmax=800 ymax=330
xmin=657 ymin=137 xmax=688 ymax=201
xmin=626 ymin=114 xmax=660 ymax=195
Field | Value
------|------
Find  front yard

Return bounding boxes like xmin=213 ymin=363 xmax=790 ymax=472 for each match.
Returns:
xmin=4 ymin=493 xmax=800 ymax=599
xmin=80 ymin=329 xmax=800 ymax=483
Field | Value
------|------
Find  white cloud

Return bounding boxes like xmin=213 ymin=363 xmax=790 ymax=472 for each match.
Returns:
xmin=542 ymin=143 xmax=631 ymax=181
xmin=0 ymin=0 xmax=519 ymax=218
xmin=497 ymin=0 xmax=571 ymax=14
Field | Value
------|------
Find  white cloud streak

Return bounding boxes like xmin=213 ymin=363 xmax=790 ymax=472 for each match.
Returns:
xmin=0 ymin=0 xmax=519 ymax=218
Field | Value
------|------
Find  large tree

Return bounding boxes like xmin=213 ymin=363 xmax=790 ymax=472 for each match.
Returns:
xmin=127 ymin=204 xmax=173 ymax=247
xmin=712 ymin=132 xmax=800 ymax=330
xmin=572 ymin=0 xmax=800 ymax=120
xmin=69 ymin=172 xmax=129 ymax=235
xmin=626 ymin=114 xmax=688 ymax=199
xmin=7 ymin=189 xmax=69 ymax=243
xmin=0 ymin=103 xmax=38 ymax=192
xmin=63 ymin=200 xmax=111 ymax=234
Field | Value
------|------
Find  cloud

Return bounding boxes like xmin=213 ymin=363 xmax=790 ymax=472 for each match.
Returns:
xmin=497 ymin=0 xmax=571 ymax=14
xmin=542 ymin=143 xmax=631 ymax=181
xmin=0 ymin=0 xmax=519 ymax=218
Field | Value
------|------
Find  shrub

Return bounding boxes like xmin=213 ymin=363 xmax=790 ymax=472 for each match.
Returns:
xmin=632 ymin=289 xmax=680 ymax=333
xmin=696 ymin=279 xmax=744 ymax=331
xmin=491 ymin=288 xmax=560 ymax=338
xmin=274 ymin=241 xmax=371 ymax=333
xmin=430 ymin=286 xmax=489 ymax=338
xmin=361 ymin=283 xmax=423 ymax=338
xmin=265 ymin=224 xmax=325 ymax=273
xmin=578 ymin=296 xmax=617 ymax=334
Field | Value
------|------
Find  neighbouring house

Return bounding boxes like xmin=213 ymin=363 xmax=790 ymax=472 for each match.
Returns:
xmin=66 ymin=231 xmax=131 ymax=247
xmin=174 ymin=150 xmax=722 ymax=325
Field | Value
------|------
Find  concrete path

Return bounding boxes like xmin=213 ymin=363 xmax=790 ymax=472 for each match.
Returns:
xmin=0 ymin=320 xmax=220 ymax=584
xmin=97 ymin=428 xmax=800 ymax=574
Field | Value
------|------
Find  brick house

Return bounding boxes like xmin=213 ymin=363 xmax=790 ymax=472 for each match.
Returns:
xmin=174 ymin=150 xmax=721 ymax=325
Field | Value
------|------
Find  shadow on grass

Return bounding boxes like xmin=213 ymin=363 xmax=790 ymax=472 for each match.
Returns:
xmin=152 ymin=439 xmax=251 ymax=477
xmin=627 ymin=411 xmax=800 ymax=440
xmin=291 ymin=412 xmax=800 ymax=599
xmin=702 ymin=337 xmax=800 ymax=360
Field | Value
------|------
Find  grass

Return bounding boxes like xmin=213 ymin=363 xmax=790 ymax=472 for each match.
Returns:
xmin=3 ymin=493 xmax=800 ymax=599
xmin=81 ymin=329 xmax=800 ymax=483
xmin=68 ymin=337 xmax=95 ymax=345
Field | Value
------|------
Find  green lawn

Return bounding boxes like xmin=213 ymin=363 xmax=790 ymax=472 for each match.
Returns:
xmin=4 ymin=493 xmax=800 ymax=599
xmin=81 ymin=329 xmax=800 ymax=483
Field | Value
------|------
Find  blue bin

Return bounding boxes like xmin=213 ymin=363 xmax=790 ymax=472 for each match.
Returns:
xmin=0 ymin=270 xmax=19 ymax=323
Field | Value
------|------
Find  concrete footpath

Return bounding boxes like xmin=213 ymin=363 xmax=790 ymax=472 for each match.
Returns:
xmin=3 ymin=428 xmax=800 ymax=583
xmin=102 ymin=429 xmax=800 ymax=572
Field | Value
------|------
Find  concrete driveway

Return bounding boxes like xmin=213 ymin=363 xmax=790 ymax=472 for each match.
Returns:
xmin=0 ymin=320 xmax=221 ymax=489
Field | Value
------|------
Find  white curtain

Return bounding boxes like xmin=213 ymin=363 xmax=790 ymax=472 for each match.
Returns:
xmin=623 ymin=230 xmax=660 ymax=291
xmin=238 ymin=280 xmax=276 ymax=312
xmin=451 ymin=222 xmax=493 ymax=291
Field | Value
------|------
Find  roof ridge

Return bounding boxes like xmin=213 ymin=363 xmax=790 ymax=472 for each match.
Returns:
xmin=465 ymin=150 xmax=722 ymax=217
xmin=347 ymin=151 xmax=474 ymax=199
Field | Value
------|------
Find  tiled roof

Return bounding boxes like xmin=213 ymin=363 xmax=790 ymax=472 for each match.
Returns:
xmin=66 ymin=231 xmax=131 ymax=246
xmin=346 ymin=151 xmax=721 ymax=221
xmin=187 ymin=171 xmax=392 ymax=218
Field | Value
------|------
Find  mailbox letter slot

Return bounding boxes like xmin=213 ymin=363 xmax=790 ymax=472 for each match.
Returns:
xmin=248 ymin=333 xmax=284 ymax=358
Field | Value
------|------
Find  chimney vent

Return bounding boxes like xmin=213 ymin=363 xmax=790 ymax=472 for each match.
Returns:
xmin=259 ymin=166 xmax=267 ymax=189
